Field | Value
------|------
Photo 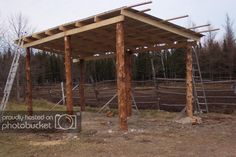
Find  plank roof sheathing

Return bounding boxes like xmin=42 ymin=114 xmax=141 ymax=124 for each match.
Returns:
xmin=17 ymin=7 xmax=204 ymax=60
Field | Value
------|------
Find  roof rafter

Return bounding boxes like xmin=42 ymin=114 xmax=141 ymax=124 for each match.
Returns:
xmin=81 ymin=41 xmax=196 ymax=61
xmin=121 ymin=9 xmax=201 ymax=41
xmin=22 ymin=15 xmax=125 ymax=48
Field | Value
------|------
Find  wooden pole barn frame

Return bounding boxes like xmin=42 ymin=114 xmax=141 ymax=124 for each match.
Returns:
xmin=19 ymin=7 xmax=204 ymax=131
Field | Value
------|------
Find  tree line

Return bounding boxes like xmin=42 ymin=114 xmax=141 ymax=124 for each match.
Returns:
xmin=0 ymin=14 xmax=236 ymax=89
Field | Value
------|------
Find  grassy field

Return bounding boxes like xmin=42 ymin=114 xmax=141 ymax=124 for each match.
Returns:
xmin=0 ymin=100 xmax=236 ymax=157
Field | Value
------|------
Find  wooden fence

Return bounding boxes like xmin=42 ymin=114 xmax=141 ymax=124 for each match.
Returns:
xmin=0 ymin=78 xmax=236 ymax=113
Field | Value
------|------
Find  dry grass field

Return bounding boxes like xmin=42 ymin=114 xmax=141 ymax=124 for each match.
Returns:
xmin=0 ymin=100 xmax=235 ymax=157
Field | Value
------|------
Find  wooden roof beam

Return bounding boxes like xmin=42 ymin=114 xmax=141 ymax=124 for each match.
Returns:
xmin=35 ymin=45 xmax=64 ymax=54
xmin=22 ymin=15 xmax=125 ymax=48
xmin=59 ymin=26 xmax=69 ymax=31
xmin=164 ymin=15 xmax=189 ymax=22
xmin=197 ymin=28 xmax=220 ymax=34
xmin=32 ymin=33 xmax=47 ymax=40
xmin=59 ymin=23 xmax=77 ymax=31
xmin=94 ymin=16 xmax=102 ymax=22
xmin=121 ymin=9 xmax=201 ymax=41
xmin=84 ymin=53 xmax=115 ymax=61
xmin=139 ymin=9 xmax=151 ymax=13
xmin=188 ymin=24 xmax=211 ymax=30
xmin=23 ymin=37 xmax=36 ymax=43
xmin=75 ymin=22 xmax=84 ymax=27
xmin=75 ymin=18 xmax=94 ymax=27
xmin=45 ymin=30 xmax=59 ymax=36
xmin=125 ymin=26 xmax=182 ymax=45
xmin=127 ymin=1 xmax=152 ymax=8
xmin=132 ymin=41 xmax=196 ymax=53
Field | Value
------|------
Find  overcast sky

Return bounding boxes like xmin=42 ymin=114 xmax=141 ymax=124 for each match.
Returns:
xmin=0 ymin=0 xmax=235 ymax=40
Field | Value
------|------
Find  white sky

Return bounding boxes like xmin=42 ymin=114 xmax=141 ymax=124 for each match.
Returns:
xmin=0 ymin=0 xmax=235 ymax=40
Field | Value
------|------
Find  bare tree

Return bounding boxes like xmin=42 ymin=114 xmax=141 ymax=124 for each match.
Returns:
xmin=223 ymin=14 xmax=235 ymax=79
xmin=0 ymin=13 xmax=5 ymax=49
xmin=8 ymin=12 xmax=34 ymax=101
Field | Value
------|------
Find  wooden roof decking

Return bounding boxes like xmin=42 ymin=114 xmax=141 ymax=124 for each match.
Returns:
xmin=18 ymin=7 xmax=204 ymax=60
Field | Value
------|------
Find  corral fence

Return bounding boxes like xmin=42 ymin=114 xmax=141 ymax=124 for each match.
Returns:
xmin=0 ymin=78 xmax=236 ymax=113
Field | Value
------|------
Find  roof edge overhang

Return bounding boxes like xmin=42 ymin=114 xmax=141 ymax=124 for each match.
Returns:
xmin=15 ymin=7 xmax=203 ymax=52
xmin=120 ymin=9 xmax=202 ymax=41
xmin=21 ymin=15 xmax=125 ymax=48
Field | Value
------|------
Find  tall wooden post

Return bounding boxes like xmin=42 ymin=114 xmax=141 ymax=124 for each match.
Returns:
xmin=186 ymin=45 xmax=193 ymax=117
xmin=64 ymin=36 xmax=73 ymax=115
xmin=125 ymin=51 xmax=132 ymax=116
xmin=25 ymin=47 xmax=32 ymax=115
xmin=116 ymin=22 xmax=128 ymax=131
xmin=79 ymin=59 xmax=85 ymax=111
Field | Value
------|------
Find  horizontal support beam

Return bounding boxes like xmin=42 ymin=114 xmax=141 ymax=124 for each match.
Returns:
xmin=35 ymin=45 xmax=65 ymax=54
xmin=22 ymin=15 xmax=125 ymax=48
xmin=72 ymin=42 xmax=196 ymax=60
xmin=72 ymin=53 xmax=115 ymax=62
xmin=133 ymin=42 xmax=196 ymax=53
xmin=84 ymin=54 xmax=115 ymax=61
xmin=121 ymin=9 xmax=201 ymax=41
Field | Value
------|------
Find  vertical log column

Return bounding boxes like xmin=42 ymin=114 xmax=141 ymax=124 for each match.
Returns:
xmin=125 ymin=51 xmax=132 ymax=116
xmin=64 ymin=36 xmax=73 ymax=115
xmin=116 ymin=22 xmax=128 ymax=131
xmin=186 ymin=45 xmax=193 ymax=117
xmin=25 ymin=47 xmax=32 ymax=115
xmin=79 ymin=59 xmax=85 ymax=111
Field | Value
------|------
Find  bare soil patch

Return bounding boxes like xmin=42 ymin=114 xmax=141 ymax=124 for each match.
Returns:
xmin=0 ymin=109 xmax=235 ymax=157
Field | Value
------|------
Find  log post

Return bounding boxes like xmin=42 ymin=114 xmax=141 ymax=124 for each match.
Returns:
xmin=186 ymin=45 xmax=193 ymax=117
xmin=25 ymin=47 xmax=32 ymax=115
xmin=64 ymin=36 xmax=73 ymax=115
xmin=116 ymin=22 xmax=128 ymax=131
xmin=125 ymin=51 xmax=132 ymax=116
xmin=79 ymin=59 xmax=85 ymax=111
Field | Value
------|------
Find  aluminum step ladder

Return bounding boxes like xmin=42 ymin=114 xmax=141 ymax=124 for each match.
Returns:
xmin=192 ymin=47 xmax=208 ymax=113
xmin=0 ymin=39 xmax=24 ymax=112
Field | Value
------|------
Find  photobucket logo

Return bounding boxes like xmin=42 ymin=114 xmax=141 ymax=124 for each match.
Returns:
xmin=0 ymin=112 xmax=80 ymax=133
xmin=55 ymin=114 xmax=77 ymax=130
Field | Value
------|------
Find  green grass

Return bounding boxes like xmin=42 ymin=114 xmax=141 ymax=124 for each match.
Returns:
xmin=5 ymin=99 xmax=67 ymax=111
xmin=5 ymin=99 xmax=177 ymax=120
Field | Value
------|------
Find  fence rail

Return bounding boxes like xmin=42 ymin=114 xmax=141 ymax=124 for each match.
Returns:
xmin=0 ymin=79 xmax=236 ymax=113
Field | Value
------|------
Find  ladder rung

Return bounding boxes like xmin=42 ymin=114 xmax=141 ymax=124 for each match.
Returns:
xmin=198 ymin=96 xmax=206 ymax=99
xmin=196 ymin=89 xmax=204 ymax=91
xmin=198 ymin=103 xmax=207 ymax=105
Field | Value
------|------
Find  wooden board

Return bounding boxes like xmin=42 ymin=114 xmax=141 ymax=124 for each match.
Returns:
xmin=17 ymin=7 xmax=203 ymax=59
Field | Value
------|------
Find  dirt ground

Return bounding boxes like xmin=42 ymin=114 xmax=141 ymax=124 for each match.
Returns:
xmin=0 ymin=101 xmax=236 ymax=157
